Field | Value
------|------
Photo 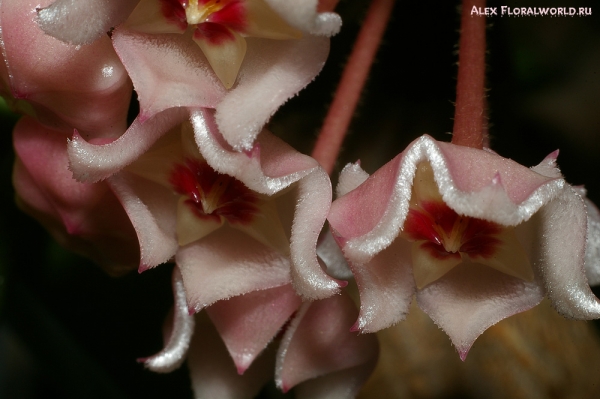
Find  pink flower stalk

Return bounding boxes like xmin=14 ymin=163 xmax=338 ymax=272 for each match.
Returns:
xmin=327 ymin=134 xmax=600 ymax=359
xmin=0 ymin=0 xmax=132 ymax=139
xmin=141 ymin=267 xmax=378 ymax=398
xmin=12 ymin=116 xmax=140 ymax=275
xmin=37 ymin=0 xmax=341 ymax=151
xmin=105 ymin=108 xmax=340 ymax=301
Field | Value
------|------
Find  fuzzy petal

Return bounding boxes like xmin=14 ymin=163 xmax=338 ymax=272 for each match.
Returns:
xmin=176 ymin=225 xmax=292 ymax=312
xmin=112 ymin=28 xmax=226 ymax=120
xmin=108 ymin=171 xmax=179 ymax=270
xmin=215 ymin=35 xmax=330 ymax=151
xmin=206 ymin=284 xmax=301 ymax=374
xmin=351 ymin=239 xmax=416 ymax=333
xmin=12 ymin=117 xmax=139 ymax=275
xmin=335 ymin=162 xmax=369 ymax=198
xmin=37 ymin=0 xmax=140 ymax=44
xmin=329 ymin=135 xmax=564 ymax=266
xmin=416 ymin=261 xmax=544 ymax=360
xmin=1 ymin=0 xmax=132 ymax=138
xmin=188 ymin=314 xmax=274 ymax=399
xmin=534 ymin=187 xmax=600 ymax=318
xmin=275 ymin=292 xmax=379 ymax=393
xmin=192 ymin=109 xmax=341 ymax=299
xmin=68 ymin=107 xmax=189 ymax=183
xmin=142 ymin=267 xmax=195 ymax=372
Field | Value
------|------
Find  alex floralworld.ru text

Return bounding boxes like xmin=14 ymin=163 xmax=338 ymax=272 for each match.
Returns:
xmin=471 ymin=6 xmax=592 ymax=17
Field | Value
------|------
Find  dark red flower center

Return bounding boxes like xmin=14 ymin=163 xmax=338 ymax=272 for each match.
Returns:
xmin=403 ymin=201 xmax=502 ymax=260
xmin=169 ymin=158 xmax=259 ymax=224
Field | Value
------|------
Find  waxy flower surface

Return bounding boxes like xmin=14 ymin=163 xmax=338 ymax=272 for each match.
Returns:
xmin=328 ymin=134 xmax=600 ymax=358
xmin=37 ymin=0 xmax=341 ymax=151
xmin=141 ymin=267 xmax=378 ymax=398
xmin=106 ymin=108 xmax=340 ymax=302
xmin=0 ymin=0 xmax=132 ymax=139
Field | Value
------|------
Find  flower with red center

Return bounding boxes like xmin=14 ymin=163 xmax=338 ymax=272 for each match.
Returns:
xmin=106 ymin=109 xmax=340 ymax=309
xmin=327 ymin=134 xmax=600 ymax=359
xmin=402 ymin=162 xmax=533 ymax=289
xmin=37 ymin=0 xmax=341 ymax=151
xmin=124 ymin=0 xmax=302 ymax=88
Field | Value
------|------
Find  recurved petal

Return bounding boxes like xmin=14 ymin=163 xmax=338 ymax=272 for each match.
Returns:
xmin=351 ymin=239 xmax=416 ymax=333
xmin=192 ymin=109 xmax=341 ymax=300
xmin=534 ymin=187 xmax=600 ymax=318
xmin=329 ymin=135 xmax=565 ymax=266
xmin=188 ymin=314 xmax=274 ymax=399
xmin=275 ymin=292 xmax=379 ymax=393
xmin=68 ymin=107 xmax=189 ymax=183
xmin=206 ymin=284 xmax=301 ymax=374
xmin=416 ymin=260 xmax=544 ymax=360
xmin=112 ymin=28 xmax=226 ymax=120
xmin=176 ymin=225 xmax=292 ymax=313
xmin=12 ymin=117 xmax=139 ymax=275
xmin=214 ymin=34 xmax=330 ymax=151
xmin=142 ymin=267 xmax=195 ymax=372
xmin=37 ymin=0 xmax=140 ymax=44
xmin=108 ymin=171 xmax=179 ymax=271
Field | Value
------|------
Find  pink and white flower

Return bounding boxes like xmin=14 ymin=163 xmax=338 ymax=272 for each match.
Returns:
xmin=37 ymin=0 xmax=341 ymax=151
xmin=141 ymin=266 xmax=378 ymax=398
xmin=106 ymin=108 xmax=340 ymax=302
xmin=327 ymin=134 xmax=600 ymax=359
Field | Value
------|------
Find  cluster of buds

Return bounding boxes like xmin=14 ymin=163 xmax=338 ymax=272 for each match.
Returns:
xmin=2 ymin=0 xmax=600 ymax=397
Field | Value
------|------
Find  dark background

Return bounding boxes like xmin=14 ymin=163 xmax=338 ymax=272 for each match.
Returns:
xmin=1 ymin=0 xmax=600 ymax=398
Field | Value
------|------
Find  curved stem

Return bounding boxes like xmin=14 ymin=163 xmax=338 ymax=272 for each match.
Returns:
xmin=312 ymin=0 xmax=396 ymax=175
xmin=452 ymin=0 xmax=487 ymax=149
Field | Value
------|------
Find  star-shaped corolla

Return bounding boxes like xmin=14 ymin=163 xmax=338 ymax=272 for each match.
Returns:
xmin=107 ymin=108 xmax=340 ymax=304
xmin=0 ymin=0 xmax=132 ymax=139
xmin=327 ymin=134 xmax=600 ymax=359
xmin=37 ymin=0 xmax=341 ymax=151
xmin=140 ymin=266 xmax=378 ymax=399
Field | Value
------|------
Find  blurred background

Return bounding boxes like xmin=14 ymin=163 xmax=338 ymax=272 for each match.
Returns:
xmin=1 ymin=0 xmax=600 ymax=397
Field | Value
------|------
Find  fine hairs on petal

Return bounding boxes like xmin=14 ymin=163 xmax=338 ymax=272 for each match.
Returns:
xmin=142 ymin=267 xmax=195 ymax=372
xmin=338 ymin=135 xmax=565 ymax=265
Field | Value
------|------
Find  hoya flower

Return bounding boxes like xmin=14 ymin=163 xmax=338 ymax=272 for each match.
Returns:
xmin=106 ymin=108 xmax=340 ymax=302
xmin=141 ymin=266 xmax=378 ymax=398
xmin=327 ymin=134 xmax=600 ymax=359
xmin=12 ymin=116 xmax=139 ymax=275
xmin=37 ymin=0 xmax=341 ymax=151
xmin=0 ymin=0 xmax=132 ymax=139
